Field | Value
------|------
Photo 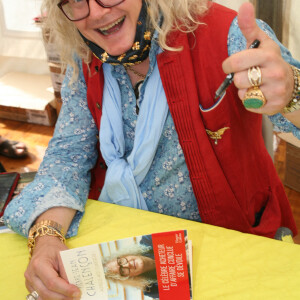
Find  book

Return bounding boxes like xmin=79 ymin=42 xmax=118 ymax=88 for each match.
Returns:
xmin=0 ymin=171 xmax=36 ymax=233
xmin=13 ymin=171 xmax=36 ymax=197
xmin=0 ymin=172 xmax=20 ymax=217
xmin=60 ymin=230 xmax=193 ymax=300
xmin=0 ymin=172 xmax=20 ymax=233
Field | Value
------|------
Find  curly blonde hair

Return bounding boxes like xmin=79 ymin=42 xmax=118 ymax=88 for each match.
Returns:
xmin=41 ymin=0 xmax=208 ymax=75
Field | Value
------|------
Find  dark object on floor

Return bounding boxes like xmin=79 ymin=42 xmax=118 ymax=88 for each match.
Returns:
xmin=274 ymin=227 xmax=294 ymax=243
xmin=0 ymin=140 xmax=28 ymax=159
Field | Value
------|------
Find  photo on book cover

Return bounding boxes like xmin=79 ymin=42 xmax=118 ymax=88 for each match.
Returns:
xmin=60 ymin=230 xmax=192 ymax=300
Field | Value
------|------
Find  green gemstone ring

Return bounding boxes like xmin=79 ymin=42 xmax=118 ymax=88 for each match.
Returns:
xmin=243 ymin=86 xmax=266 ymax=109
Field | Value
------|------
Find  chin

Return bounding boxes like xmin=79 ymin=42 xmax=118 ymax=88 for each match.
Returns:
xmin=105 ymin=43 xmax=133 ymax=56
xmin=102 ymin=34 xmax=135 ymax=56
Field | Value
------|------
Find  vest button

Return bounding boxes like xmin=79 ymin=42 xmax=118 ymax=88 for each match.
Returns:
xmin=95 ymin=65 xmax=99 ymax=72
xmin=96 ymin=102 xmax=101 ymax=110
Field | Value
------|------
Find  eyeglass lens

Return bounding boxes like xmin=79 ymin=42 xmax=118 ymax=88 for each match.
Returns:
xmin=60 ymin=0 xmax=124 ymax=21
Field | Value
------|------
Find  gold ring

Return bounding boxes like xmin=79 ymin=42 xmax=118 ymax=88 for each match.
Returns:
xmin=243 ymin=86 xmax=266 ymax=109
xmin=248 ymin=66 xmax=262 ymax=86
xmin=26 ymin=291 xmax=39 ymax=300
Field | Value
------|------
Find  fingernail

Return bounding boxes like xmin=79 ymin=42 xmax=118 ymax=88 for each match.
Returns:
xmin=72 ymin=291 xmax=81 ymax=298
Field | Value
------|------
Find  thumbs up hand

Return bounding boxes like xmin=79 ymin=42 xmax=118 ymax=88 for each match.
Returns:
xmin=222 ymin=2 xmax=294 ymax=116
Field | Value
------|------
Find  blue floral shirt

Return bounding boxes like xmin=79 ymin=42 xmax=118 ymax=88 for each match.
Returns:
xmin=4 ymin=17 xmax=300 ymax=238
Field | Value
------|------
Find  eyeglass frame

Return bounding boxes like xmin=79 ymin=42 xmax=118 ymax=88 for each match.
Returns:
xmin=117 ymin=257 xmax=130 ymax=277
xmin=57 ymin=0 xmax=126 ymax=22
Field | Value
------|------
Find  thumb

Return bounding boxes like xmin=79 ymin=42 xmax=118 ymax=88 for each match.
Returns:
xmin=238 ymin=2 xmax=267 ymax=46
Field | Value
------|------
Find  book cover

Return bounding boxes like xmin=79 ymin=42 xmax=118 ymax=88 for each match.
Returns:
xmin=60 ymin=230 xmax=192 ymax=300
xmin=0 ymin=171 xmax=36 ymax=233
xmin=0 ymin=172 xmax=20 ymax=217
xmin=13 ymin=171 xmax=37 ymax=197
xmin=0 ymin=172 xmax=20 ymax=233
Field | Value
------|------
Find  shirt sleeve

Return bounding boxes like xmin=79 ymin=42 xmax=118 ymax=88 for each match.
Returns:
xmin=227 ymin=17 xmax=300 ymax=140
xmin=3 ymin=57 xmax=98 ymax=238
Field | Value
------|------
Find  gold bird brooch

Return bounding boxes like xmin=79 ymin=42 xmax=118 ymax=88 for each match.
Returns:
xmin=205 ymin=127 xmax=230 ymax=145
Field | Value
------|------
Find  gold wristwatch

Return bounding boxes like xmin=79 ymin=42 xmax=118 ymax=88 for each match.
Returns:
xmin=28 ymin=220 xmax=65 ymax=257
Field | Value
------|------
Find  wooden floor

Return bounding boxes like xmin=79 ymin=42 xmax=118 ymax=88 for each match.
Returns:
xmin=273 ymin=134 xmax=300 ymax=244
xmin=1 ymin=118 xmax=300 ymax=243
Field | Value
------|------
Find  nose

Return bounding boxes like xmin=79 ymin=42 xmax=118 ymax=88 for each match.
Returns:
xmin=128 ymin=259 xmax=135 ymax=269
xmin=87 ymin=0 xmax=112 ymax=19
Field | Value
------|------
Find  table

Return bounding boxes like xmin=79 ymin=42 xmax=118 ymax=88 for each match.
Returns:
xmin=1 ymin=200 xmax=300 ymax=299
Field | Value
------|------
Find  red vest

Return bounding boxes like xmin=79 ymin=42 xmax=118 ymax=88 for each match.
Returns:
xmin=83 ymin=3 xmax=297 ymax=238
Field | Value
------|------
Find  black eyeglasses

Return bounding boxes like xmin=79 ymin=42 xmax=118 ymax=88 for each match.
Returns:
xmin=117 ymin=257 xmax=130 ymax=277
xmin=57 ymin=0 xmax=125 ymax=21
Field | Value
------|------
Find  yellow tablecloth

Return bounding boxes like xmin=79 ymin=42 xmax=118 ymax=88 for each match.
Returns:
xmin=1 ymin=200 xmax=300 ymax=299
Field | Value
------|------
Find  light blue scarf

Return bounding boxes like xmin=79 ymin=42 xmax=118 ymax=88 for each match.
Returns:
xmin=99 ymin=62 xmax=168 ymax=210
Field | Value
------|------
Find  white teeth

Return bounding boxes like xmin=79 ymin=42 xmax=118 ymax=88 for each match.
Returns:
xmin=98 ymin=16 xmax=125 ymax=31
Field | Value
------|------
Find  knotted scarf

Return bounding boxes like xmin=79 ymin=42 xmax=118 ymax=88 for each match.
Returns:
xmin=99 ymin=61 xmax=168 ymax=209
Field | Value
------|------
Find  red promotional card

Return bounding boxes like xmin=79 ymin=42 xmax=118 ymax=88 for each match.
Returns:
xmin=152 ymin=230 xmax=191 ymax=299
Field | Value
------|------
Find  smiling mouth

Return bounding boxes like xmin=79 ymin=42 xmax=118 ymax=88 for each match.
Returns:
xmin=96 ymin=16 xmax=125 ymax=36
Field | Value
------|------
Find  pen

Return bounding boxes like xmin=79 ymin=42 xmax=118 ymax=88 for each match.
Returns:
xmin=214 ymin=39 xmax=261 ymax=100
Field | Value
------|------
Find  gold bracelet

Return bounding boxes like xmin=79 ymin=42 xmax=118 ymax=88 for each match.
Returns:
xmin=28 ymin=220 xmax=66 ymax=258
xmin=283 ymin=65 xmax=300 ymax=113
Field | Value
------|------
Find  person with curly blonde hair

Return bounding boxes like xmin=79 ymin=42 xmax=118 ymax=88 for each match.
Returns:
xmin=4 ymin=0 xmax=300 ymax=299
xmin=41 ymin=0 xmax=208 ymax=75
xmin=102 ymin=236 xmax=159 ymax=298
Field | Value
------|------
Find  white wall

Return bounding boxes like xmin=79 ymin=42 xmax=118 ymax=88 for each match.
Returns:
xmin=0 ymin=0 xmax=49 ymax=77
xmin=283 ymin=0 xmax=300 ymax=60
